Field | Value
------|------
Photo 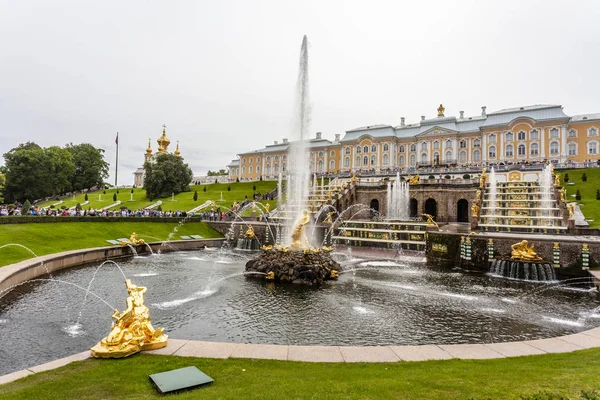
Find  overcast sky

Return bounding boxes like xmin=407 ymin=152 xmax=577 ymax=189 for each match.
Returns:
xmin=1 ymin=0 xmax=599 ymax=185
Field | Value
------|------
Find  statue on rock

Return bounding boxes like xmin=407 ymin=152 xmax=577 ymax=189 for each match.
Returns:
xmin=290 ymin=210 xmax=310 ymax=250
xmin=510 ymin=240 xmax=542 ymax=261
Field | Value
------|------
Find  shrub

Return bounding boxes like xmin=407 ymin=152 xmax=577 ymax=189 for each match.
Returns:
xmin=113 ymin=193 xmax=117 ymax=201
xmin=582 ymin=172 xmax=587 ymax=182
xmin=253 ymin=184 xmax=256 ymax=191
xmin=157 ymin=205 xmax=162 ymax=211
xmin=597 ymin=189 xmax=600 ymax=200
xmin=564 ymin=173 xmax=569 ymax=182
xmin=463 ymin=174 xmax=470 ymax=179
xmin=444 ymin=175 xmax=451 ymax=179
xmin=227 ymin=185 xmax=231 ymax=191
xmin=76 ymin=203 xmax=82 ymax=210
xmin=103 ymin=190 xmax=106 ymax=194
xmin=116 ymin=189 xmax=119 ymax=194
xmin=236 ymin=177 xmax=240 ymax=183
xmin=131 ymin=188 xmax=134 ymax=193
xmin=260 ymin=176 xmax=263 ymax=181
xmin=203 ymin=186 xmax=206 ymax=192
xmin=193 ymin=190 xmax=198 ymax=201
xmin=84 ymin=193 xmax=88 ymax=201
xmin=215 ymin=178 xmax=218 ymax=184
xmin=576 ymin=190 xmax=581 ymax=200
xmin=428 ymin=175 xmax=435 ymax=180
xmin=22 ymin=199 xmax=31 ymax=215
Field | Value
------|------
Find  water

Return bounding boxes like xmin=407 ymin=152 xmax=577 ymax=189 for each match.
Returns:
xmin=386 ymin=172 xmax=409 ymax=220
xmin=1 ymin=249 xmax=599 ymax=375
xmin=285 ymin=35 xmax=311 ymax=245
xmin=488 ymin=167 xmax=497 ymax=218
xmin=539 ymin=164 xmax=554 ymax=214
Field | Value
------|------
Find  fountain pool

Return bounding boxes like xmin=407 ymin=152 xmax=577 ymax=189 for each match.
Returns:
xmin=1 ymin=249 xmax=600 ymax=375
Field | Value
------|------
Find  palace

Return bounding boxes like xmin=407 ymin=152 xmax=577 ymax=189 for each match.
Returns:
xmin=227 ymin=104 xmax=600 ymax=181
xmin=133 ymin=125 xmax=182 ymax=186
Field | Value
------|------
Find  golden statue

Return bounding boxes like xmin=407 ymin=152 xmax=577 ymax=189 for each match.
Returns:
xmin=324 ymin=211 xmax=334 ymax=224
xmin=408 ymin=175 xmax=420 ymax=185
xmin=244 ymin=225 xmax=256 ymax=239
xmin=422 ymin=213 xmax=439 ymax=228
xmin=322 ymin=246 xmax=334 ymax=252
xmin=120 ymin=232 xmax=145 ymax=246
xmin=476 ymin=189 xmax=482 ymax=202
xmin=567 ymin=202 xmax=575 ymax=219
xmin=91 ymin=279 xmax=167 ymax=358
xmin=583 ymin=243 xmax=590 ymax=252
xmin=559 ymin=188 xmax=566 ymax=203
xmin=471 ymin=203 xmax=480 ymax=217
xmin=511 ymin=240 xmax=542 ymax=261
xmin=437 ymin=104 xmax=445 ymax=117
xmin=554 ymin=172 xmax=560 ymax=186
xmin=265 ymin=271 xmax=275 ymax=280
xmin=479 ymin=167 xmax=487 ymax=188
xmin=265 ymin=203 xmax=270 ymax=213
xmin=260 ymin=245 xmax=272 ymax=251
xmin=290 ymin=209 xmax=310 ymax=249
xmin=350 ymin=173 xmax=359 ymax=183
xmin=329 ymin=270 xmax=339 ymax=279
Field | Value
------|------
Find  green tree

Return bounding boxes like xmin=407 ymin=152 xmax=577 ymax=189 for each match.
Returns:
xmin=0 ymin=173 xmax=5 ymax=203
xmin=22 ymin=199 xmax=31 ymax=215
xmin=66 ymin=143 xmax=109 ymax=190
xmin=236 ymin=177 xmax=239 ymax=183
xmin=564 ymin=173 xmax=569 ymax=182
xmin=113 ymin=193 xmax=117 ymax=201
xmin=227 ymin=185 xmax=231 ymax=191
xmin=3 ymin=142 xmax=51 ymax=203
xmin=582 ymin=172 xmax=587 ymax=182
xmin=576 ymin=190 xmax=581 ymax=200
xmin=45 ymin=146 xmax=75 ymax=196
xmin=193 ymin=190 xmax=198 ymax=201
xmin=84 ymin=193 xmax=88 ymax=201
xmin=203 ymin=186 xmax=206 ymax=192
xmin=253 ymin=184 xmax=256 ymax=191
xmin=143 ymin=154 xmax=193 ymax=200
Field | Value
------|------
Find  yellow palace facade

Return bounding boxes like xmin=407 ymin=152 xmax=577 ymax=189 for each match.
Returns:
xmin=227 ymin=104 xmax=600 ymax=181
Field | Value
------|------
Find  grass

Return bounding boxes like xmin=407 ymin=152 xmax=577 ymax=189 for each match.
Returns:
xmin=558 ymin=168 xmax=600 ymax=228
xmin=1 ymin=349 xmax=600 ymax=399
xmin=0 ymin=221 xmax=222 ymax=267
xmin=34 ymin=181 xmax=278 ymax=213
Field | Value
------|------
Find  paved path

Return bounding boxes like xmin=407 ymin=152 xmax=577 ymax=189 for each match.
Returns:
xmin=3 ymin=327 xmax=600 ymax=386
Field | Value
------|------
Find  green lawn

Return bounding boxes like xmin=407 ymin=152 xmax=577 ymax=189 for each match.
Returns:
xmin=2 ymin=350 xmax=600 ymax=399
xmin=0 ymin=221 xmax=222 ymax=267
xmin=558 ymin=168 xmax=600 ymax=228
xmin=35 ymin=181 xmax=278 ymax=213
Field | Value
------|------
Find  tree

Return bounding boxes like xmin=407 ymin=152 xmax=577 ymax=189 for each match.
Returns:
xmin=596 ymin=189 xmax=600 ymax=200
xmin=203 ymin=186 xmax=206 ymax=192
xmin=193 ymin=190 xmax=198 ymax=201
xmin=227 ymin=185 xmax=231 ymax=191
xmin=253 ymin=184 xmax=256 ymax=191
xmin=207 ymin=169 xmax=227 ymax=176
xmin=0 ymin=173 xmax=5 ymax=203
xmin=45 ymin=146 xmax=75 ymax=196
xmin=582 ymin=172 xmax=587 ymax=182
xmin=113 ymin=193 xmax=117 ymax=201
xmin=576 ymin=190 xmax=581 ymax=200
xmin=3 ymin=142 xmax=51 ymax=203
xmin=564 ymin=173 xmax=569 ymax=182
xmin=22 ymin=199 xmax=31 ymax=215
xmin=84 ymin=193 xmax=88 ymax=201
xmin=215 ymin=178 xmax=218 ymax=184
xmin=236 ymin=177 xmax=239 ymax=183
xmin=66 ymin=143 xmax=109 ymax=190
xmin=143 ymin=153 xmax=193 ymax=200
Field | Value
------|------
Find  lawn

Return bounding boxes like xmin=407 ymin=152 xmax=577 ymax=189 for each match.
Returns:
xmin=34 ymin=181 xmax=278 ymax=213
xmin=1 ymin=349 xmax=600 ymax=399
xmin=0 ymin=221 xmax=222 ymax=267
xmin=557 ymin=168 xmax=600 ymax=228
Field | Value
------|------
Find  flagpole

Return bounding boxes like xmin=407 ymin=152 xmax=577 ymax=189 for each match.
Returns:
xmin=115 ymin=132 xmax=119 ymax=188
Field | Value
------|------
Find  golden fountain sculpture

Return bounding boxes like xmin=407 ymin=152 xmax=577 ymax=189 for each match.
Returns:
xmin=120 ymin=232 xmax=145 ymax=246
xmin=554 ymin=172 xmax=561 ymax=186
xmin=244 ymin=225 xmax=256 ymax=239
xmin=510 ymin=240 xmax=542 ymax=261
xmin=91 ymin=279 xmax=167 ymax=358
xmin=422 ymin=213 xmax=439 ymax=228
xmin=479 ymin=167 xmax=487 ymax=188
xmin=408 ymin=175 xmax=420 ymax=185
xmin=471 ymin=203 xmax=480 ymax=218
xmin=291 ymin=209 xmax=311 ymax=250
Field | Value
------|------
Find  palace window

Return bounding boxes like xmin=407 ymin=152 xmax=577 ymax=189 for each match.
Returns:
xmin=383 ymin=154 xmax=389 ymax=165
xmin=421 ymin=142 xmax=427 ymax=151
xmin=410 ymin=154 xmax=416 ymax=165
xmin=275 ymin=163 xmax=280 ymax=173
xmin=344 ymin=157 xmax=350 ymax=167
xmin=242 ymin=158 xmax=246 ymax=163
xmin=410 ymin=144 xmax=416 ymax=152
xmin=356 ymin=146 xmax=361 ymax=154
xmin=518 ymin=144 xmax=526 ymax=156
xmin=310 ymin=153 xmax=315 ymax=159
xmin=473 ymin=139 xmax=481 ymax=147
xmin=530 ymin=143 xmax=539 ymax=156
xmin=460 ymin=140 xmax=467 ymax=148
xmin=345 ymin=147 xmax=350 ymax=154
xmin=459 ymin=151 xmax=466 ymax=163
xmin=588 ymin=127 xmax=598 ymax=137
xmin=568 ymin=129 xmax=578 ymax=138
xmin=371 ymin=155 xmax=376 ymax=165
xmin=282 ymin=163 xmax=286 ymax=172
xmin=329 ymin=160 xmax=335 ymax=170
xmin=489 ymin=134 xmax=497 ymax=143
xmin=399 ymin=155 xmax=405 ymax=165
xmin=518 ymin=131 xmax=526 ymax=141
xmin=530 ymin=130 xmax=539 ymax=140
xmin=445 ymin=150 xmax=452 ymax=162
xmin=363 ymin=156 xmax=368 ymax=165
xmin=568 ymin=142 xmax=577 ymax=156
xmin=318 ymin=152 xmax=323 ymax=158
xmin=249 ymin=166 xmax=253 ymax=174
xmin=330 ymin=151 xmax=335 ymax=157
xmin=283 ymin=155 xmax=287 ymax=161
xmin=433 ymin=141 xmax=440 ymax=150
xmin=266 ymin=156 xmax=271 ymax=162
xmin=274 ymin=155 xmax=279 ymax=161
xmin=256 ymin=165 xmax=260 ymax=173
xmin=399 ymin=145 xmax=405 ymax=153
xmin=421 ymin=153 xmax=428 ymax=164
xmin=363 ymin=146 xmax=369 ymax=153
xmin=383 ymin=143 xmax=389 ymax=151
xmin=506 ymin=145 xmax=514 ymax=157
xmin=242 ymin=166 xmax=246 ymax=174
xmin=588 ymin=141 xmax=598 ymax=155
xmin=550 ymin=141 xmax=559 ymax=155
xmin=550 ymin=128 xmax=559 ymax=138
xmin=505 ymin=132 xmax=514 ymax=142
xmin=249 ymin=157 xmax=253 ymax=163
xmin=473 ymin=149 xmax=481 ymax=161
xmin=318 ymin=160 xmax=323 ymax=172
xmin=446 ymin=139 xmax=452 ymax=149
xmin=355 ymin=155 xmax=360 ymax=165
xmin=488 ymin=146 xmax=496 ymax=159
xmin=266 ymin=165 xmax=271 ymax=174
xmin=256 ymin=157 xmax=261 ymax=163
xmin=371 ymin=145 xmax=377 ymax=152
xmin=433 ymin=152 xmax=440 ymax=165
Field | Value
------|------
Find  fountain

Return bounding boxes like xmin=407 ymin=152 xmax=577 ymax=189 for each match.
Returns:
xmin=386 ymin=172 xmax=409 ymax=220
xmin=236 ymin=225 xmax=261 ymax=250
xmin=489 ymin=240 xmax=556 ymax=281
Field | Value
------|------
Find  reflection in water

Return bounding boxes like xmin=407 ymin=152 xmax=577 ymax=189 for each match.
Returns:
xmin=0 ymin=249 xmax=599 ymax=375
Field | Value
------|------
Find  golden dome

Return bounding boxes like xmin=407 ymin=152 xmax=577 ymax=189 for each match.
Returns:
xmin=145 ymin=138 xmax=153 ymax=155
xmin=174 ymin=141 xmax=181 ymax=157
xmin=157 ymin=124 xmax=170 ymax=154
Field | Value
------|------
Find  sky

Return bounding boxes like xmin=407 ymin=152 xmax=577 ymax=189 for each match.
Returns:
xmin=1 ymin=0 xmax=599 ymax=186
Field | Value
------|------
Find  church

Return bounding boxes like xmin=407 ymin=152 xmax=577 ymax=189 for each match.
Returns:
xmin=133 ymin=125 xmax=181 ymax=187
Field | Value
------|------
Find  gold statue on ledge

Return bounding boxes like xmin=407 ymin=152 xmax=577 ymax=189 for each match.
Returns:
xmin=511 ymin=240 xmax=542 ymax=261
xmin=264 ymin=203 xmax=270 ymax=214
xmin=91 ymin=279 xmax=167 ymax=358
xmin=422 ymin=213 xmax=439 ymax=228
xmin=554 ymin=173 xmax=560 ymax=186
xmin=479 ymin=167 xmax=487 ymax=188
xmin=244 ymin=225 xmax=256 ymax=239
xmin=471 ymin=203 xmax=480 ymax=217
xmin=290 ymin=209 xmax=311 ymax=249
xmin=120 ymin=232 xmax=145 ymax=246
xmin=559 ymin=188 xmax=566 ymax=203
xmin=324 ymin=211 xmax=334 ymax=224
xmin=350 ymin=173 xmax=359 ymax=183
xmin=408 ymin=175 xmax=420 ymax=185
xmin=567 ymin=202 xmax=575 ymax=219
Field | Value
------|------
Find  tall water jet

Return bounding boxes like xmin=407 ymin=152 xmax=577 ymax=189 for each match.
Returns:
xmin=387 ymin=173 xmax=409 ymax=220
xmin=488 ymin=167 xmax=498 ymax=220
xmin=277 ymin=173 xmax=283 ymax=210
xmin=539 ymin=164 xmax=554 ymax=215
xmin=285 ymin=35 xmax=311 ymax=245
